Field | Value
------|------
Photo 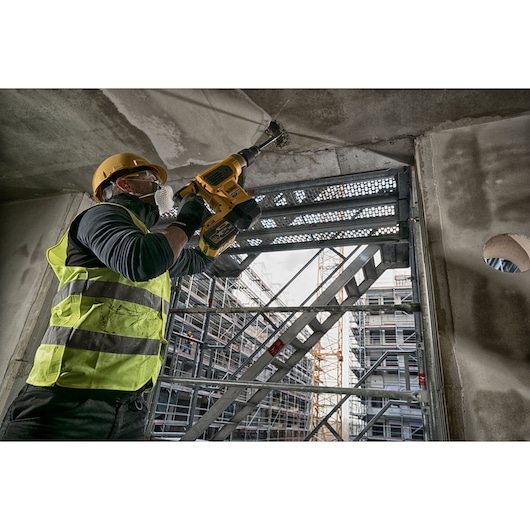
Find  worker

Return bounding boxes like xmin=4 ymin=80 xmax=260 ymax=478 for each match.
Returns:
xmin=0 ymin=153 xmax=213 ymax=441
xmin=183 ymin=331 xmax=194 ymax=354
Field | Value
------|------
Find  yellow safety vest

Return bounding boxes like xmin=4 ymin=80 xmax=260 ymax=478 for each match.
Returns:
xmin=27 ymin=203 xmax=170 ymax=392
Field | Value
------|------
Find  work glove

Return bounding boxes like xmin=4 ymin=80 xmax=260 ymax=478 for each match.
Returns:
xmin=172 ymin=193 xmax=210 ymax=240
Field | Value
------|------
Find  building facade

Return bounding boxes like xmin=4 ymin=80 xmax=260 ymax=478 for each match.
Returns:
xmin=348 ymin=272 xmax=424 ymax=441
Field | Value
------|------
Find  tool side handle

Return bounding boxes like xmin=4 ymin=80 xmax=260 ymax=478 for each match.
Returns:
xmin=174 ymin=181 xmax=198 ymax=202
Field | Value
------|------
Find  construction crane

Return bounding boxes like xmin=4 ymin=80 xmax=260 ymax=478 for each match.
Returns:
xmin=309 ymin=246 xmax=345 ymax=441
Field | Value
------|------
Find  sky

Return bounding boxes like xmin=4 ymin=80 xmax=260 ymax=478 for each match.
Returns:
xmin=252 ymin=246 xmax=411 ymax=305
xmin=252 ymin=248 xmax=320 ymax=305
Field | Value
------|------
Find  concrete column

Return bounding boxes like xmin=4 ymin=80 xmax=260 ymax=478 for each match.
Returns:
xmin=416 ymin=114 xmax=530 ymax=440
xmin=0 ymin=192 xmax=92 ymax=416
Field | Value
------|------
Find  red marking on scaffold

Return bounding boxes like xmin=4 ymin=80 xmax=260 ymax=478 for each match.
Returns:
xmin=418 ymin=373 xmax=426 ymax=387
xmin=268 ymin=339 xmax=285 ymax=357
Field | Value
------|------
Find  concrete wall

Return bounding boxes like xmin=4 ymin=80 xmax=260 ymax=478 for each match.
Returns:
xmin=0 ymin=193 xmax=92 ymax=417
xmin=416 ymin=114 xmax=530 ymax=440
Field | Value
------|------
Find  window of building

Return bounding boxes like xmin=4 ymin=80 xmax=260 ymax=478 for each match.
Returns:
xmin=384 ymin=328 xmax=396 ymax=344
xmin=386 ymin=354 xmax=398 ymax=367
xmin=372 ymin=422 xmax=384 ymax=437
xmin=402 ymin=329 xmax=416 ymax=345
xmin=369 ymin=330 xmax=381 ymax=344
xmin=410 ymin=424 xmax=424 ymax=440
xmin=383 ymin=294 xmax=394 ymax=305
xmin=390 ymin=424 xmax=402 ymax=438
xmin=371 ymin=397 xmax=383 ymax=408
xmin=368 ymin=296 xmax=380 ymax=314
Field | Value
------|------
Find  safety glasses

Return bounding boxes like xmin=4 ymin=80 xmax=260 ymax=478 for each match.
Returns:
xmin=123 ymin=170 xmax=162 ymax=189
xmin=124 ymin=169 xmax=161 ymax=183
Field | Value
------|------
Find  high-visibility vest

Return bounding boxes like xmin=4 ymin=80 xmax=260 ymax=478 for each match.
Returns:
xmin=27 ymin=203 xmax=170 ymax=391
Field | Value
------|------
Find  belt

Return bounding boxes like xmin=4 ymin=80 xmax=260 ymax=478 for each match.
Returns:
xmin=28 ymin=382 xmax=151 ymax=403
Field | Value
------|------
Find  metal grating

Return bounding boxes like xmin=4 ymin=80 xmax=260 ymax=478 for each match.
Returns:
xmin=254 ymin=175 xmax=397 ymax=210
xmin=223 ymin=167 xmax=410 ymax=255
xmin=243 ymin=225 xmax=400 ymax=246
xmin=163 ymin=166 xmax=411 ymax=277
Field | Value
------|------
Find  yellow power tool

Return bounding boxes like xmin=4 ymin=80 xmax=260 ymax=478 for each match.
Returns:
xmin=174 ymin=121 xmax=285 ymax=257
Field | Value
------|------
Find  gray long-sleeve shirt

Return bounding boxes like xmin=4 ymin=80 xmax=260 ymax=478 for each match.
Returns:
xmin=66 ymin=194 xmax=213 ymax=281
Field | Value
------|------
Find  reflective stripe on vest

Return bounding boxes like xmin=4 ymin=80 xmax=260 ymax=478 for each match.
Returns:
xmin=52 ymin=278 xmax=170 ymax=315
xmin=27 ymin=203 xmax=171 ymax=391
xmin=41 ymin=326 xmax=162 ymax=356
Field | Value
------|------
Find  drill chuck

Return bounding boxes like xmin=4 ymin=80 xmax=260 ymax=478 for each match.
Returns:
xmin=237 ymin=146 xmax=260 ymax=167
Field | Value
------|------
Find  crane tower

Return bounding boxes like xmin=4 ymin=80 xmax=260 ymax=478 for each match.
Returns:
xmin=309 ymin=247 xmax=345 ymax=441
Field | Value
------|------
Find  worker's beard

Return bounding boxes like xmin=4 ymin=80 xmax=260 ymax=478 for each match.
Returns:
xmin=154 ymin=184 xmax=175 ymax=215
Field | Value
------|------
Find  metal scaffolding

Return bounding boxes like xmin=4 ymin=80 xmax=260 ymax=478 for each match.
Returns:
xmin=146 ymin=255 xmax=316 ymax=440
xmin=146 ymin=165 xmax=445 ymax=441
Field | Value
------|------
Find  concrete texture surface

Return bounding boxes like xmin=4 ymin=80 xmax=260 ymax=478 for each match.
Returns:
xmin=416 ymin=114 xmax=530 ymax=440
xmin=0 ymin=193 xmax=92 ymax=415
xmin=3 ymin=89 xmax=530 ymax=202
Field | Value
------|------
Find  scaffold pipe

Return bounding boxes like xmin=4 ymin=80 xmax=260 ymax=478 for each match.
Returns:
xmin=169 ymin=303 xmax=420 ymax=315
xmin=158 ymin=376 xmax=421 ymax=402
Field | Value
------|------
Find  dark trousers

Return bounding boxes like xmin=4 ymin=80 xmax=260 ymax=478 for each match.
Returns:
xmin=0 ymin=384 xmax=149 ymax=441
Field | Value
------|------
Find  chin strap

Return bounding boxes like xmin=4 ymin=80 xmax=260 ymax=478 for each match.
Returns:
xmin=138 ymin=191 xmax=156 ymax=199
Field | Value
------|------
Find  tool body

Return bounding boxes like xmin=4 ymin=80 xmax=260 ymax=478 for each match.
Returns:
xmin=175 ymin=122 xmax=284 ymax=257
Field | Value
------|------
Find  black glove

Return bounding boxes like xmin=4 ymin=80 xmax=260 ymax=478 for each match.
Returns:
xmin=172 ymin=193 xmax=210 ymax=240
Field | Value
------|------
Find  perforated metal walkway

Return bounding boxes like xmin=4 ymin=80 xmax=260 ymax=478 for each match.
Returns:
xmin=197 ymin=166 xmax=411 ymax=277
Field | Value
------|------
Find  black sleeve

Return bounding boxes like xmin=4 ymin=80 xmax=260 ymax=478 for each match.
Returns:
xmin=169 ymin=248 xmax=215 ymax=278
xmin=75 ymin=204 xmax=175 ymax=282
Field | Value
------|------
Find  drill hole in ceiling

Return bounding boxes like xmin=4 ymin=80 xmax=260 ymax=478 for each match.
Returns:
xmin=483 ymin=233 xmax=530 ymax=273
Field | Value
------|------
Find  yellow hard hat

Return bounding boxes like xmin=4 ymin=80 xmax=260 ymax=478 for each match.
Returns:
xmin=92 ymin=153 xmax=168 ymax=202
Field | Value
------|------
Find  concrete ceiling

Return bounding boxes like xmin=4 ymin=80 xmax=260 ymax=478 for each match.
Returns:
xmin=3 ymin=89 xmax=530 ymax=204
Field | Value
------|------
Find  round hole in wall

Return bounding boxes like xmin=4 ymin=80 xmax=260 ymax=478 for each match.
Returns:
xmin=483 ymin=233 xmax=530 ymax=273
